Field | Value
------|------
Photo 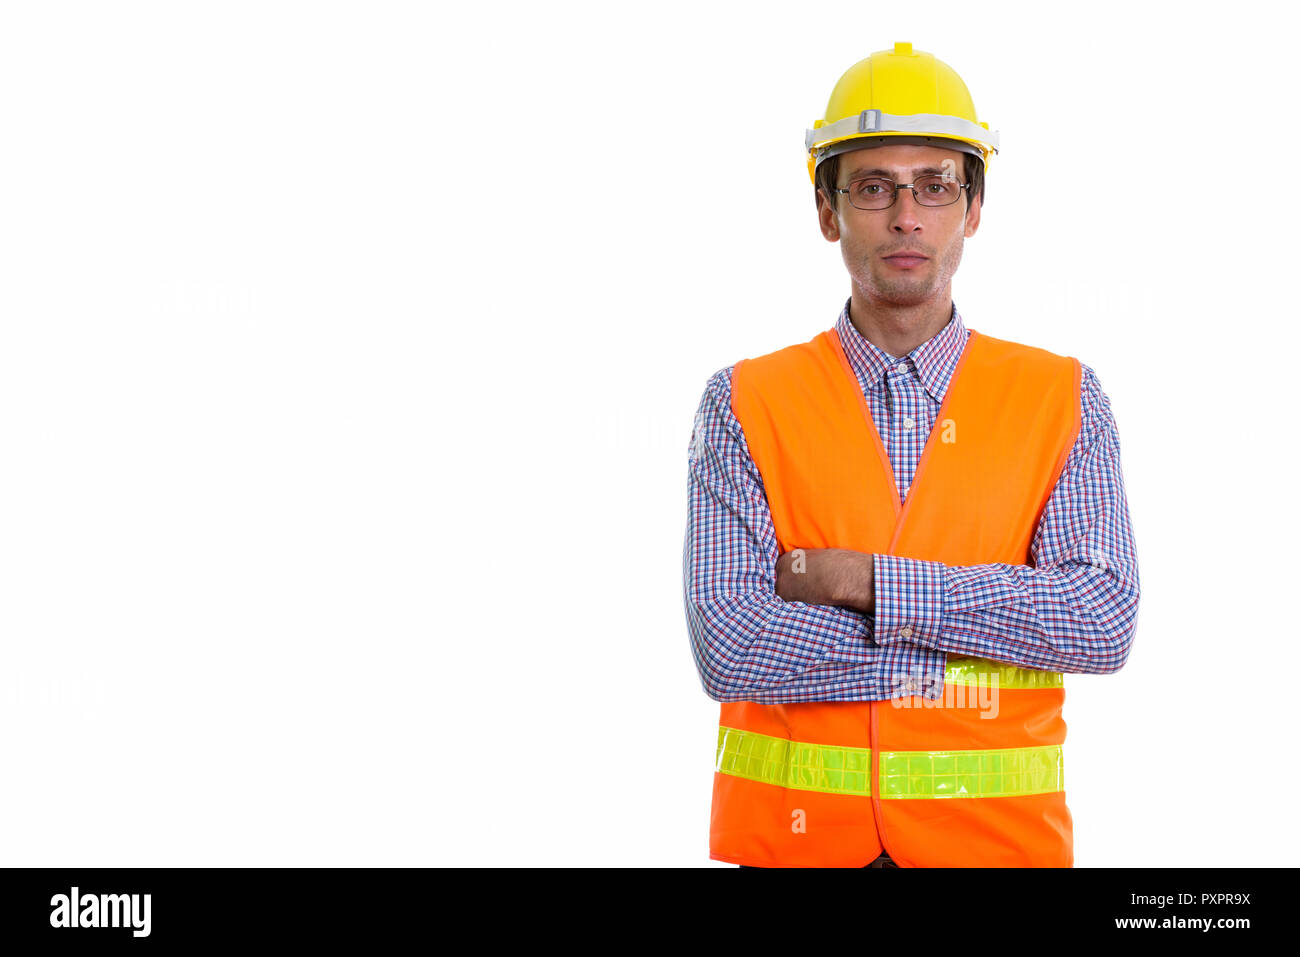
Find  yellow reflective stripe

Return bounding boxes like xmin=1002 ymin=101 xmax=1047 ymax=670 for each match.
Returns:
xmin=715 ymin=726 xmax=871 ymax=797
xmin=878 ymin=745 xmax=1063 ymax=799
xmin=716 ymin=729 xmax=1065 ymax=800
xmin=944 ymin=655 xmax=1063 ymax=689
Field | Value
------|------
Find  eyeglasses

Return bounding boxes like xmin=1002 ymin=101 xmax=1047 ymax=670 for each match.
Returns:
xmin=833 ymin=174 xmax=970 ymax=211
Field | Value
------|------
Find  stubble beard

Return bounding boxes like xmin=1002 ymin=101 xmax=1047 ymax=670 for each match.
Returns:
xmin=852 ymin=235 xmax=964 ymax=308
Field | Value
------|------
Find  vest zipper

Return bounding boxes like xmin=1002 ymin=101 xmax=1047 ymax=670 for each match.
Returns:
xmin=869 ymin=698 xmax=898 ymax=863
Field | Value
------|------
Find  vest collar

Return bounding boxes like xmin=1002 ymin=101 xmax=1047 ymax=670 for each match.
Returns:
xmin=832 ymin=297 xmax=969 ymax=405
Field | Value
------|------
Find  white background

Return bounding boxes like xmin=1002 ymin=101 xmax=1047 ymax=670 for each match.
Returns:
xmin=0 ymin=1 xmax=1295 ymax=866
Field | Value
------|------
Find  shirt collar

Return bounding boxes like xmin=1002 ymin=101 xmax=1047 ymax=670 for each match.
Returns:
xmin=833 ymin=297 xmax=969 ymax=404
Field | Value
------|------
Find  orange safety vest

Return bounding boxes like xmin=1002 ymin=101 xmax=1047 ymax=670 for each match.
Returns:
xmin=712 ymin=324 xmax=1082 ymax=867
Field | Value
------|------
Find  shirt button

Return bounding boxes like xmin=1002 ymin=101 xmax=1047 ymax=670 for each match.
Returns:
xmin=900 ymin=625 xmax=913 ymax=639
xmin=902 ymin=416 xmax=915 ymax=430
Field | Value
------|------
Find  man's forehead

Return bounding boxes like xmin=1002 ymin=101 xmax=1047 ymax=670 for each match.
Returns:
xmin=840 ymin=144 xmax=966 ymax=178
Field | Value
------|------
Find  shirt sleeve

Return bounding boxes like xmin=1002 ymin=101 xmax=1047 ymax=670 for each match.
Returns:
xmin=683 ymin=365 xmax=947 ymax=703
xmin=871 ymin=363 xmax=1141 ymax=674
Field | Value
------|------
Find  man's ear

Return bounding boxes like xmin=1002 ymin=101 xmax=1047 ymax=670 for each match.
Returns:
xmin=816 ymin=189 xmax=841 ymax=242
xmin=963 ymin=192 xmax=981 ymax=238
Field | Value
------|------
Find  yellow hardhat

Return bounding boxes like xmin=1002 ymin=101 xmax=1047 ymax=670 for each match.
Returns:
xmin=805 ymin=42 xmax=1000 ymax=185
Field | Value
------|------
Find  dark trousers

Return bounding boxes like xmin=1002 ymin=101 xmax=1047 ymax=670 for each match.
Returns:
xmin=740 ymin=851 xmax=899 ymax=868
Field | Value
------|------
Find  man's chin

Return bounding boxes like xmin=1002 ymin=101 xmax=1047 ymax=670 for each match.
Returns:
xmin=862 ymin=278 xmax=935 ymax=307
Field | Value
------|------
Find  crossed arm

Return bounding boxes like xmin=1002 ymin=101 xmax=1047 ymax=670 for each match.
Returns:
xmin=683 ymin=362 xmax=1141 ymax=704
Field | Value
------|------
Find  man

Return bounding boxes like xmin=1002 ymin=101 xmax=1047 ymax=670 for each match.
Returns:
xmin=682 ymin=42 xmax=1140 ymax=868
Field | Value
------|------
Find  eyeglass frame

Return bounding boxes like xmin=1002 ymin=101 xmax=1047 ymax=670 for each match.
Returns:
xmin=831 ymin=174 xmax=971 ymax=210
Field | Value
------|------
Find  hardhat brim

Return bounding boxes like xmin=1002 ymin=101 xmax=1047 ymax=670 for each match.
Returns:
xmin=816 ymin=134 xmax=985 ymax=167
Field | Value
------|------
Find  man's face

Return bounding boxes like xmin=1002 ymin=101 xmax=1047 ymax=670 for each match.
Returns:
xmin=817 ymin=143 xmax=981 ymax=308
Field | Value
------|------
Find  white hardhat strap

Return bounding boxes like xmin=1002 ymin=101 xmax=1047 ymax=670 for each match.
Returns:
xmin=806 ymin=110 xmax=1000 ymax=154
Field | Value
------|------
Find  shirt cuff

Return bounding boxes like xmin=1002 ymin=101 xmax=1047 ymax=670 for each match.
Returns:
xmin=872 ymin=553 xmax=946 ymax=649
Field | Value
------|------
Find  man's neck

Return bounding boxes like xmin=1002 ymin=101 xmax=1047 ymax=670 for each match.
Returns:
xmin=847 ymin=291 xmax=953 ymax=358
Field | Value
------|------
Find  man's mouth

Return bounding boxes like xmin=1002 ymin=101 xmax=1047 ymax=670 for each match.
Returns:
xmin=883 ymin=252 xmax=928 ymax=269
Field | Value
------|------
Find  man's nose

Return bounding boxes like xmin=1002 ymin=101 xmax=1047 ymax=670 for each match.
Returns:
xmin=889 ymin=187 xmax=923 ymax=231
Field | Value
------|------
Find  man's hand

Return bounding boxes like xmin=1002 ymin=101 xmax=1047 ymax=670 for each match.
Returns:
xmin=774 ymin=547 xmax=875 ymax=614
